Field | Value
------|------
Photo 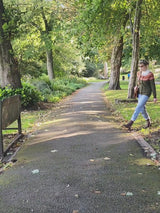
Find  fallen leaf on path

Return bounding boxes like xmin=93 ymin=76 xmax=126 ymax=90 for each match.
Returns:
xmin=120 ymin=192 xmax=126 ymax=196
xmin=75 ymin=194 xmax=79 ymax=198
xmin=126 ymin=192 xmax=133 ymax=196
xmin=51 ymin=150 xmax=58 ymax=153
xmin=104 ymin=157 xmax=111 ymax=160
xmin=73 ymin=210 xmax=79 ymax=213
xmin=121 ymin=192 xmax=133 ymax=196
xmin=32 ymin=169 xmax=39 ymax=174
xmin=94 ymin=190 xmax=101 ymax=194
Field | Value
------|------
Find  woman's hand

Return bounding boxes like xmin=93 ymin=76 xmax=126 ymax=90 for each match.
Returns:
xmin=154 ymin=98 xmax=157 ymax=103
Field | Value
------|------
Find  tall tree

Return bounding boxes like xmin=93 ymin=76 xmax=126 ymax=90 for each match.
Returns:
xmin=109 ymin=10 xmax=129 ymax=90
xmin=16 ymin=0 xmax=70 ymax=80
xmin=23 ymin=0 xmax=57 ymax=80
xmin=40 ymin=4 xmax=55 ymax=80
xmin=74 ymin=0 xmax=129 ymax=90
xmin=24 ymin=0 xmax=77 ymax=80
xmin=0 ymin=0 xmax=21 ymax=88
xmin=128 ymin=0 xmax=143 ymax=98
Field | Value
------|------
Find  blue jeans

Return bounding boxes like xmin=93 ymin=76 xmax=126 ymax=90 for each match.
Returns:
xmin=131 ymin=94 xmax=150 ymax=121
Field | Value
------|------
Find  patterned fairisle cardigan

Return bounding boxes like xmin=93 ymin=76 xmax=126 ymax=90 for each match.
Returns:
xmin=137 ymin=71 xmax=157 ymax=98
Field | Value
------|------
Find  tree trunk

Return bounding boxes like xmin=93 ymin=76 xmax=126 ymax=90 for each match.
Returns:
xmin=46 ymin=50 xmax=55 ymax=80
xmin=128 ymin=0 xmax=143 ymax=98
xmin=109 ymin=36 xmax=123 ymax=90
xmin=41 ymin=9 xmax=55 ymax=80
xmin=104 ymin=62 xmax=108 ymax=78
xmin=0 ymin=42 xmax=22 ymax=88
xmin=0 ymin=0 xmax=22 ymax=88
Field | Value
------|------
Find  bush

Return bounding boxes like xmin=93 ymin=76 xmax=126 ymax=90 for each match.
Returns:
xmin=0 ymin=76 xmax=87 ymax=108
xmin=19 ymin=82 xmax=42 ymax=108
xmin=30 ymin=79 xmax=53 ymax=101
xmin=0 ymin=82 xmax=42 ymax=109
xmin=31 ymin=75 xmax=87 ymax=103
xmin=50 ymin=77 xmax=87 ymax=97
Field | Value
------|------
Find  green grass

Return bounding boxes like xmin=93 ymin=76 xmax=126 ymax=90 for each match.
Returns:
xmin=2 ymin=109 xmax=49 ymax=151
xmin=103 ymin=81 xmax=160 ymax=135
xmin=83 ymin=77 xmax=108 ymax=82
xmin=3 ymin=110 xmax=49 ymax=135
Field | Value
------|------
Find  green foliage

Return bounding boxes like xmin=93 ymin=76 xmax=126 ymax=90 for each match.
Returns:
xmin=50 ymin=77 xmax=87 ymax=100
xmin=142 ymin=37 xmax=160 ymax=61
xmin=81 ymin=58 xmax=104 ymax=78
xmin=0 ymin=82 xmax=42 ymax=108
xmin=0 ymin=76 xmax=87 ymax=108
xmin=81 ymin=60 xmax=97 ymax=77
xmin=19 ymin=82 xmax=42 ymax=107
xmin=12 ymin=34 xmax=47 ymax=77
xmin=30 ymin=75 xmax=53 ymax=97
xmin=2 ymin=0 xmax=160 ymax=95
xmin=3 ymin=0 xmax=23 ymax=39
xmin=52 ymin=42 xmax=85 ymax=77
xmin=29 ymin=75 xmax=87 ymax=103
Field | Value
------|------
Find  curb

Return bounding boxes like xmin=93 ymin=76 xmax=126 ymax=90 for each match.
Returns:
xmin=132 ymin=132 xmax=160 ymax=164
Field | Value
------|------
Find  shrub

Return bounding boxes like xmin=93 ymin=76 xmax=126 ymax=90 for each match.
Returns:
xmin=30 ymin=79 xmax=53 ymax=101
xmin=0 ymin=82 xmax=42 ymax=109
xmin=19 ymin=82 xmax=42 ymax=108
xmin=0 ymin=76 xmax=87 ymax=108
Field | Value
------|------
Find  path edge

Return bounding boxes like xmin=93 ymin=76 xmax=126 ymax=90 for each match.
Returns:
xmin=132 ymin=132 xmax=160 ymax=164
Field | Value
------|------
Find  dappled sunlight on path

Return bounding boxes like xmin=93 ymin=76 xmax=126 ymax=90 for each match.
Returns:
xmin=1 ymin=82 xmax=158 ymax=213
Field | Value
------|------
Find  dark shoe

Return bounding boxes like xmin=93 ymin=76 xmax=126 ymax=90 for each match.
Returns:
xmin=144 ymin=119 xmax=151 ymax=129
xmin=123 ymin=120 xmax=134 ymax=130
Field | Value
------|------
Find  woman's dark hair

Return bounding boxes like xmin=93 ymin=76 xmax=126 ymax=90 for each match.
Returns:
xmin=139 ymin=59 xmax=149 ymax=66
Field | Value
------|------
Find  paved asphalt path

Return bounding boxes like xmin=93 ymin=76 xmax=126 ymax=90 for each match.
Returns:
xmin=1 ymin=82 xmax=160 ymax=213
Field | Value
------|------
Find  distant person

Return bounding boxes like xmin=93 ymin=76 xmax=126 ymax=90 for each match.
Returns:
xmin=124 ymin=59 xmax=157 ymax=130
xmin=128 ymin=73 xmax=130 ymax=79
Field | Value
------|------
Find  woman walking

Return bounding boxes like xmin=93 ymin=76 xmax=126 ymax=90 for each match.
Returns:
xmin=124 ymin=59 xmax=157 ymax=130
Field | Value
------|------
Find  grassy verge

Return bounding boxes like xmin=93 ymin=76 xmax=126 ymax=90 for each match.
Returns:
xmin=103 ymin=80 xmax=160 ymax=137
xmin=103 ymin=80 xmax=160 ymax=153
